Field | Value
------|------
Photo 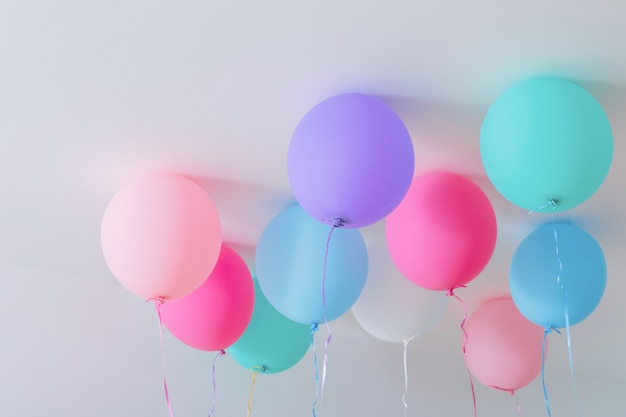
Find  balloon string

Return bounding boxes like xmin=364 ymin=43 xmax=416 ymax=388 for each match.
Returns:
xmin=548 ymin=208 xmax=582 ymax=417
xmin=208 ymin=350 xmax=225 ymax=417
xmin=402 ymin=339 xmax=409 ymax=417
xmin=446 ymin=287 xmax=477 ymax=417
xmin=246 ymin=366 xmax=263 ymax=417
xmin=319 ymin=218 xmax=342 ymax=408
xmin=147 ymin=297 xmax=174 ymax=417
xmin=311 ymin=324 xmax=320 ymax=417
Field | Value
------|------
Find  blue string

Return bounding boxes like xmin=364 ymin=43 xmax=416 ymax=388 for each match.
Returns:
xmin=311 ymin=323 xmax=319 ymax=417
xmin=548 ymin=207 xmax=582 ymax=417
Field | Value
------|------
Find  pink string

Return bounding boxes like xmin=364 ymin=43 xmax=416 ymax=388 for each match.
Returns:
xmin=447 ymin=287 xmax=477 ymax=417
xmin=208 ymin=350 xmax=225 ymax=417
xmin=147 ymin=296 xmax=174 ymax=417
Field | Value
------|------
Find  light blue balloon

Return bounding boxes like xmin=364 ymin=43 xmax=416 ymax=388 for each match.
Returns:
xmin=509 ymin=222 xmax=606 ymax=328
xmin=255 ymin=204 xmax=368 ymax=324
xmin=228 ymin=279 xmax=311 ymax=374
xmin=480 ymin=77 xmax=613 ymax=212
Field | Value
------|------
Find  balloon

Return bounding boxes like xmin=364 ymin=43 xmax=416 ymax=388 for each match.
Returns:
xmin=385 ymin=172 xmax=497 ymax=291
xmin=480 ymin=77 xmax=613 ymax=212
xmin=255 ymin=204 xmax=368 ymax=324
xmin=351 ymin=240 xmax=448 ymax=343
xmin=287 ymin=93 xmax=415 ymax=228
xmin=228 ymin=279 xmax=311 ymax=374
xmin=101 ymin=173 xmax=222 ymax=300
xmin=160 ymin=244 xmax=255 ymax=351
xmin=465 ymin=298 xmax=544 ymax=392
xmin=510 ymin=222 xmax=606 ymax=328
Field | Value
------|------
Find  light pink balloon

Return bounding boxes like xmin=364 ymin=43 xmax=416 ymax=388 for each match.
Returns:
xmin=101 ymin=173 xmax=222 ymax=300
xmin=465 ymin=298 xmax=545 ymax=392
xmin=385 ymin=171 xmax=497 ymax=291
xmin=160 ymin=244 xmax=255 ymax=351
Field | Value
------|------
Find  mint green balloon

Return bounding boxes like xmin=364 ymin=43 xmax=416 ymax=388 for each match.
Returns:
xmin=228 ymin=279 xmax=310 ymax=374
xmin=480 ymin=77 xmax=613 ymax=212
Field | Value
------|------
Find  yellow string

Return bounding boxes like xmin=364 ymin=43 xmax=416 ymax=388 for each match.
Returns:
xmin=246 ymin=366 xmax=264 ymax=417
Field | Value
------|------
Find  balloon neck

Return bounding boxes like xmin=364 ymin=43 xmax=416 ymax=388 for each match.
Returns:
xmin=146 ymin=296 xmax=166 ymax=305
xmin=324 ymin=217 xmax=345 ymax=228
xmin=529 ymin=198 xmax=558 ymax=214
xmin=446 ymin=285 xmax=466 ymax=297
xmin=544 ymin=325 xmax=561 ymax=335
xmin=250 ymin=365 xmax=266 ymax=374
xmin=489 ymin=386 xmax=516 ymax=396
xmin=311 ymin=323 xmax=319 ymax=333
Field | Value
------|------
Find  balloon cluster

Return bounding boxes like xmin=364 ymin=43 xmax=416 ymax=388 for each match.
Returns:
xmin=99 ymin=79 xmax=612 ymax=394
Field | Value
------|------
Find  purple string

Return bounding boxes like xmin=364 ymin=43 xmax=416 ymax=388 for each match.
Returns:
xmin=320 ymin=218 xmax=342 ymax=399
xmin=311 ymin=324 xmax=319 ymax=417
xmin=208 ymin=350 xmax=225 ymax=417
xmin=447 ymin=287 xmax=477 ymax=417
xmin=147 ymin=296 xmax=174 ymax=417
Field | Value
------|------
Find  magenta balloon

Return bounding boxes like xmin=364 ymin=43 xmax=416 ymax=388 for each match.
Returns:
xmin=465 ymin=299 xmax=544 ymax=392
xmin=385 ymin=172 xmax=497 ymax=291
xmin=101 ymin=173 xmax=222 ymax=300
xmin=160 ymin=244 xmax=255 ymax=351
xmin=288 ymin=93 xmax=415 ymax=228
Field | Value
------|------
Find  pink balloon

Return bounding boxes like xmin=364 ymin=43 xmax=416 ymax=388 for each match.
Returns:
xmin=385 ymin=172 xmax=497 ymax=291
xmin=160 ymin=244 xmax=255 ymax=351
xmin=101 ymin=173 xmax=222 ymax=300
xmin=465 ymin=298 xmax=545 ymax=392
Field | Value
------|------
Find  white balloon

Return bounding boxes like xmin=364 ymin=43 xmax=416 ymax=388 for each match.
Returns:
xmin=351 ymin=239 xmax=449 ymax=343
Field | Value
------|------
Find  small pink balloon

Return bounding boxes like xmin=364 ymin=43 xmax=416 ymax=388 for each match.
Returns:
xmin=385 ymin=171 xmax=497 ymax=291
xmin=101 ymin=173 xmax=222 ymax=300
xmin=160 ymin=244 xmax=255 ymax=351
xmin=465 ymin=298 xmax=545 ymax=392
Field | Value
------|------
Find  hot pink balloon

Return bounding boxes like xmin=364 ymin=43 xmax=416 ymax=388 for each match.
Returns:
xmin=101 ymin=173 xmax=222 ymax=300
xmin=160 ymin=244 xmax=255 ymax=351
xmin=385 ymin=171 xmax=497 ymax=291
xmin=465 ymin=298 xmax=545 ymax=392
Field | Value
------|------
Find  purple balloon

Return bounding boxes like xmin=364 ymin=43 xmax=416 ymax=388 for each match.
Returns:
xmin=287 ymin=93 xmax=415 ymax=228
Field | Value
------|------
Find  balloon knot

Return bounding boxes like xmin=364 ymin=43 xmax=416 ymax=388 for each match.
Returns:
xmin=528 ymin=198 xmax=558 ymax=214
xmin=446 ymin=285 xmax=466 ymax=297
xmin=251 ymin=365 xmax=266 ymax=373
xmin=324 ymin=217 xmax=345 ymax=228
xmin=489 ymin=385 xmax=516 ymax=396
xmin=146 ymin=296 xmax=165 ymax=305
xmin=547 ymin=199 xmax=558 ymax=210
xmin=218 ymin=349 xmax=226 ymax=356
xmin=311 ymin=323 xmax=319 ymax=333
xmin=544 ymin=325 xmax=561 ymax=335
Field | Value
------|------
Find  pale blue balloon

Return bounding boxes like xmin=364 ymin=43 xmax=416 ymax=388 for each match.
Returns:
xmin=481 ymin=77 xmax=613 ymax=212
xmin=255 ymin=205 xmax=368 ymax=325
xmin=509 ymin=222 xmax=606 ymax=328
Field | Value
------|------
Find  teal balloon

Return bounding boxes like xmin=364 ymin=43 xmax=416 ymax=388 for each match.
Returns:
xmin=510 ymin=222 xmax=606 ymax=328
xmin=480 ymin=77 xmax=613 ymax=212
xmin=228 ymin=279 xmax=311 ymax=374
xmin=255 ymin=204 xmax=368 ymax=324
